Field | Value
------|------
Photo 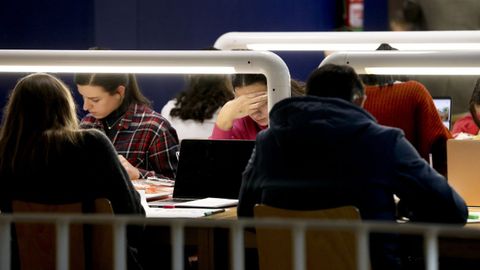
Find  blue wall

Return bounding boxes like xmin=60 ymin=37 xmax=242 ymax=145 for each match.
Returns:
xmin=0 ymin=0 xmax=387 ymax=115
xmin=364 ymin=0 xmax=390 ymax=31
xmin=92 ymin=0 xmax=338 ymax=111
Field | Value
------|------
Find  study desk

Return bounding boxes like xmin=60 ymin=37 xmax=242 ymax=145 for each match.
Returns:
xmin=140 ymin=207 xmax=238 ymax=270
xmin=204 ymin=208 xmax=480 ymax=270
xmin=142 ymin=205 xmax=480 ymax=270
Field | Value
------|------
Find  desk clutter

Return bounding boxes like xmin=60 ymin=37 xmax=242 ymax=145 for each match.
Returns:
xmin=137 ymin=189 xmax=236 ymax=218
xmin=131 ymin=139 xmax=251 ymax=218
xmin=146 ymin=208 xmax=225 ymax=218
xmin=149 ymin=197 xmax=238 ymax=208
xmin=132 ymin=179 xmax=173 ymax=201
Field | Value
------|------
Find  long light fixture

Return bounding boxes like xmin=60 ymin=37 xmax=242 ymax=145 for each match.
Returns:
xmin=0 ymin=50 xmax=291 ymax=111
xmin=214 ymin=31 xmax=480 ymax=51
xmin=320 ymin=51 xmax=480 ymax=75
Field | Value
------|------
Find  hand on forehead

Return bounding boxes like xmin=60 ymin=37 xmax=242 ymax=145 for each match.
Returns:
xmin=235 ymin=83 xmax=267 ymax=96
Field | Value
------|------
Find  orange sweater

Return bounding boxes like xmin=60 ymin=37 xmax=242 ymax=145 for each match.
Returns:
xmin=364 ymin=81 xmax=451 ymax=173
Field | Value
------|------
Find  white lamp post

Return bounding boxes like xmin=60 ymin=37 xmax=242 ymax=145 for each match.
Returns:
xmin=320 ymin=51 xmax=480 ymax=75
xmin=214 ymin=31 xmax=480 ymax=51
xmin=0 ymin=50 xmax=291 ymax=111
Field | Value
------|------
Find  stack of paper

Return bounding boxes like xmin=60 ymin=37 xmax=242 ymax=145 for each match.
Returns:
xmin=146 ymin=208 xmax=225 ymax=218
xmin=174 ymin=197 xmax=238 ymax=208
xmin=468 ymin=211 xmax=480 ymax=223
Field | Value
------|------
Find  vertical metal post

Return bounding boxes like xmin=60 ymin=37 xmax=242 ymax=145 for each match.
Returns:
xmin=231 ymin=223 xmax=245 ymax=270
xmin=0 ymin=219 xmax=11 ymax=270
xmin=56 ymin=219 xmax=69 ymax=270
xmin=292 ymin=224 xmax=306 ymax=270
xmin=113 ymin=221 xmax=127 ymax=270
xmin=424 ymin=230 xmax=439 ymax=270
xmin=356 ymin=226 xmax=369 ymax=270
xmin=171 ymin=221 xmax=184 ymax=270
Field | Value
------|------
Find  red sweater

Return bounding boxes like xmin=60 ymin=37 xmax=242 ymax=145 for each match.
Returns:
xmin=364 ymin=81 xmax=451 ymax=170
xmin=452 ymin=114 xmax=480 ymax=136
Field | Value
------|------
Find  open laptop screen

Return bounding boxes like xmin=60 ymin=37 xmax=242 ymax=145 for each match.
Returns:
xmin=432 ymin=97 xmax=452 ymax=130
xmin=172 ymin=139 xmax=255 ymax=199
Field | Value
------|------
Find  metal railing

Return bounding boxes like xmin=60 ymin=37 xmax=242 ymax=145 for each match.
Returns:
xmin=0 ymin=213 xmax=479 ymax=270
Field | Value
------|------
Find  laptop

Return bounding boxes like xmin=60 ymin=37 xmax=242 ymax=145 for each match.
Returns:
xmin=432 ymin=97 xmax=452 ymax=130
xmin=149 ymin=139 xmax=255 ymax=207
xmin=447 ymin=139 xmax=480 ymax=207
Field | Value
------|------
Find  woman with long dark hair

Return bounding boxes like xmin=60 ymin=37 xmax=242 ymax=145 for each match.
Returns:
xmin=0 ymin=73 xmax=145 ymax=269
xmin=75 ymin=72 xmax=179 ymax=180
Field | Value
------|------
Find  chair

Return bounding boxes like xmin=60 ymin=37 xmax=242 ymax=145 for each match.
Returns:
xmin=253 ymin=205 xmax=365 ymax=270
xmin=12 ymin=198 xmax=114 ymax=270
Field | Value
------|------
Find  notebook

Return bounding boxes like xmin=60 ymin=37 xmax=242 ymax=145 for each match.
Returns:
xmin=149 ymin=139 xmax=255 ymax=207
xmin=447 ymin=139 xmax=480 ymax=207
xmin=432 ymin=97 xmax=452 ymax=130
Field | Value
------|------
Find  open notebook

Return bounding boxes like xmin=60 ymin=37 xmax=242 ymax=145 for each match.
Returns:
xmin=149 ymin=139 xmax=255 ymax=208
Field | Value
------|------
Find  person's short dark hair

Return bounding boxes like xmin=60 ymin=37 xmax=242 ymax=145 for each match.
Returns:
xmin=306 ymin=64 xmax=364 ymax=102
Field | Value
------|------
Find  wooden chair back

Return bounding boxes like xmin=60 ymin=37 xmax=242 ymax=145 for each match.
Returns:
xmin=12 ymin=198 xmax=114 ymax=270
xmin=254 ymin=205 xmax=365 ymax=270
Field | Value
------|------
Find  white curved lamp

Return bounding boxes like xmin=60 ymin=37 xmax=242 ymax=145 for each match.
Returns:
xmin=320 ymin=51 xmax=480 ymax=75
xmin=0 ymin=50 xmax=291 ymax=111
xmin=214 ymin=31 xmax=480 ymax=51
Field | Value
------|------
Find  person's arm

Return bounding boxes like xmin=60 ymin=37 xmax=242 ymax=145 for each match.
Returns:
xmin=89 ymin=130 xmax=145 ymax=269
xmin=141 ymin=120 xmax=179 ymax=180
xmin=91 ymin=130 xmax=144 ymax=216
xmin=211 ymin=92 xmax=266 ymax=139
xmin=392 ymin=133 xmax=467 ymax=224
xmin=118 ymin=154 xmax=141 ymax=180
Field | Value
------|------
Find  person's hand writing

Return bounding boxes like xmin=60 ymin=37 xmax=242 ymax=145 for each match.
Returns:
xmin=118 ymin=154 xmax=141 ymax=180
xmin=215 ymin=92 xmax=267 ymax=130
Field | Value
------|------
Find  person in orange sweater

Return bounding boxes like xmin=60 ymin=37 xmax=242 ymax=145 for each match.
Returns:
xmin=362 ymin=45 xmax=451 ymax=176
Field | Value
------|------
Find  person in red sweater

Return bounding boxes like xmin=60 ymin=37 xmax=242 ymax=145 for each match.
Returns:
xmin=361 ymin=45 xmax=451 ymax=176
xmin=452 ymin=78 xmax=480 ymax=136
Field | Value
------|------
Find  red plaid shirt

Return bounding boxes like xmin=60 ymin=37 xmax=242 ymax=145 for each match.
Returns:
xmin=80 ymin=103 xmax=179 ymax=180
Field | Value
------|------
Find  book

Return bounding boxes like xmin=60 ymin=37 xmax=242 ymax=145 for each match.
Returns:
xmin=173 ymin=197 xmax=238 ymax=208
xmin=132 ymin=179 xmax=173 ymax=201
xmin=145 ymin=208 xmax=225 ymax=218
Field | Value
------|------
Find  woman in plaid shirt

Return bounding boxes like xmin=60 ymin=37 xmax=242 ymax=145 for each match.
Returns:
xmin=75 ymin=73 xmax=179 ymax=180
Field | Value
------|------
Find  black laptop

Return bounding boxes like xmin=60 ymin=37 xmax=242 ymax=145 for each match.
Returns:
xmin=149 ymin=139 xmax=255 ymax=207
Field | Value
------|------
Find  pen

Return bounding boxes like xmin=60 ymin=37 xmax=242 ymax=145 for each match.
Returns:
xmin=468 ymin=214 xmax=479 ymax=220
xmin=204 ymin=209 xmax=226 ymax=216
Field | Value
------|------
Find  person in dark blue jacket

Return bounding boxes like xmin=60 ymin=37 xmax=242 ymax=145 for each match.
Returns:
xmin=237 ymin=64 xmax=467 ymax=269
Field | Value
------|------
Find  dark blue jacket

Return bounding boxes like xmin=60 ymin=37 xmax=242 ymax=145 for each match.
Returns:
xmin=237 ymin=96 xmax=467 ymax=269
